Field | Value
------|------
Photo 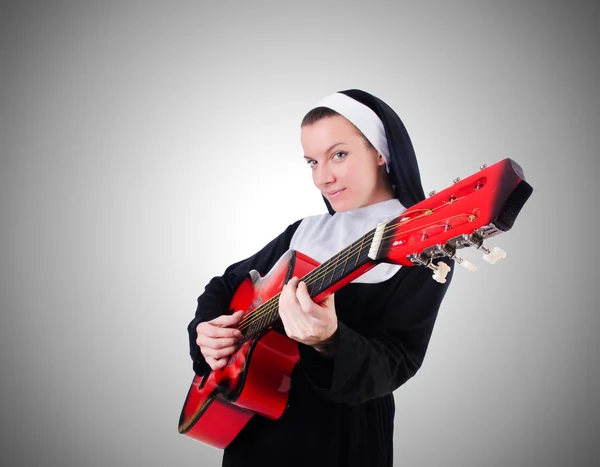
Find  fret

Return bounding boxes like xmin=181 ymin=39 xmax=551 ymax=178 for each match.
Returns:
xmin=354 ymin=234 xmax=366 ymax=267
xmin=303 ymin=233 xmax=370 ymax=298
xmin=247 ymin=320 xmax=257 ymax=338
xmin=358 ymin=240 xmax=373 ymax=265
xmin=341 ymin=244 xmax=352 ymax=276
xmin=331 ymin=251 xmax=347 ymax=284
xmin=253 ymin=315 xmax=261 ymax=335
xmin=284 ymin=227 xmax=379 ymax=304
xmin=318 ymin=260 xmax=327 ymax=293
xmin=304 ymin=262 xmax=324 ymax=298
xmin=330 ymin=251 xmax=341 ymax=286
xmin=255 ymin=307 xmax=267 ymax=333
xmin=306 ymin=279 xmax=316 ymax=296
xmin=259 ymin=300 xmax=275 ymax=333
xmin=264 ymin=302 xmax=274 ymax=328
xmin=267 ymin=303 xmax=278 ymax=327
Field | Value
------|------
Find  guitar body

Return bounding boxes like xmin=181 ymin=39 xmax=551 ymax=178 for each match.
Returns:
xmin=178 ymin=250 xmax=325 ymax=449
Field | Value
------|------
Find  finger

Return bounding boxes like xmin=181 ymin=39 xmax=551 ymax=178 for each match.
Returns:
xmin=213 ymin=337 xmax=240 ymax=349
xmin=278 ymin=290 xmax=298 ymax=336
xmin=201 ymin=345 xmax=239 ymax=359
xmin=210 ymin=310 xmax=244 ymax=327
xmin=296 ymin=280 xmax=316 ymax=312
xmin=197 ymin=335 xmax=239 ymax=349
xmin=281 ymin=277 xmax=300 ymax=306
xmin=282 ymin=276 xmax=298 ymax=294
xmin=206 ymin=356 xmax=228 ymax=371
xmin=200 ymin=323 xmax=242 ymax=339
xmin=213 ymin=358 xmax=228 ymax=370
xmin=210 ymin=310 xmax=244 ymax=326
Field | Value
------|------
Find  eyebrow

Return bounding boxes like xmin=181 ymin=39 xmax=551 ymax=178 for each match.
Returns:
xmin=303 ymin=142 xmax=346 ymax=160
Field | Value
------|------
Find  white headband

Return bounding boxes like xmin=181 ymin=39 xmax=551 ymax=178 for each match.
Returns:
xmin=313 ymin=92 xmax=390 ymax=172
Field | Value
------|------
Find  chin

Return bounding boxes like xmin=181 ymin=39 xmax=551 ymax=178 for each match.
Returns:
xmin=329 ymin=200 xmax=356 ymax=212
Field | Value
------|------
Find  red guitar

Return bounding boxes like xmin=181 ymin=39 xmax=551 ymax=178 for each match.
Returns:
xmin=178 ymin=158 xmax=533 ymax=448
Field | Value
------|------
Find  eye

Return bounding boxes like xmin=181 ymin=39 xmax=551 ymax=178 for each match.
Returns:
xmin=306 ymin=159 xmax=317 ymax=168
xmin=333 ymin=151 xmax=347 ymax=160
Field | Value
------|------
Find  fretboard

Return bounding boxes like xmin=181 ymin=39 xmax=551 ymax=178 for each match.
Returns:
xmin=241 ymin=226 xmax=379 ymax=340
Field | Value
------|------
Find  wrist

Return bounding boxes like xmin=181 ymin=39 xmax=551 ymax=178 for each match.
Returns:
xmin=312 ymin=326 xmax=339 ymax=357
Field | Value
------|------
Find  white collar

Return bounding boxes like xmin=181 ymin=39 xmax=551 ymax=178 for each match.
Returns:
xmin=289 ymin=198 xmax=406 ymax=284
xmin=339 ymin=198 xmax=405 ymax=220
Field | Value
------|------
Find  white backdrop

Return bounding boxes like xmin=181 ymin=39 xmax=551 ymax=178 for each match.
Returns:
xmin=1 ymin=1 xmax=598 ymax=466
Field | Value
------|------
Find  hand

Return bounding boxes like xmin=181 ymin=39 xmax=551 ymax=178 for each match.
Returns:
xmin=278 ymin=276 xmax=338 ymax=351
xmin=196 ymin=310 xmax=244 ymax=370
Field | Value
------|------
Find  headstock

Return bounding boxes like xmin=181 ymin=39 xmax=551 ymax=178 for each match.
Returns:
xmin=372 ymin=158 xmax=533 ymax=283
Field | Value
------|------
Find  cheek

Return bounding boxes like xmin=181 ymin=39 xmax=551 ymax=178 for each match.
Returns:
xmin=345 ymin=166 xmax=363 ymax=188
xmin=311 ymin=169 xmax=319 ymax=187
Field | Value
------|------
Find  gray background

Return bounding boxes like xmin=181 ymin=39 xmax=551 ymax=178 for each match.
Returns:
xmin=1 ymin=1 xmax=598 ymax=466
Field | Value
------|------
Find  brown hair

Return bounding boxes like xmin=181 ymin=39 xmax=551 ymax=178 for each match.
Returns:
xmin=301 ymin=106 xmax=374 ymax=149
xmin=301 ymin=106 xmax=340 ymax=126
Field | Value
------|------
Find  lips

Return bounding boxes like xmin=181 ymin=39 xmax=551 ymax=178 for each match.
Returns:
xmin=325 ymin=189 xmax=345 ymax=197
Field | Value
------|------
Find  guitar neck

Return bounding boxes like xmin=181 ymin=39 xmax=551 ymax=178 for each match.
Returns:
xmin=239 ymin=157 xmax=535 ymax=341
xmin=302 ymin=228 xmax=381 ymax=299
xmin=241 ymin=226 xmax=381 ymax=340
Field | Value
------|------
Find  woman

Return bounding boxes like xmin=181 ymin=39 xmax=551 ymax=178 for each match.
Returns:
xmin=188 ymin=89 xmax=454 ymax=467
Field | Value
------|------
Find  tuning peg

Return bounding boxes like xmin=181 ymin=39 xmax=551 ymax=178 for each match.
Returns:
xmin=453 ymin=177 xmax=460 ymax=184
xmin=480 ymin=164 xmax=487 ymax=170
xmin=458 ymin=233 xmax=506 ymax=264
xmin=482 ymin=246 xmax=506 ymax=264
xmin=408 ymin=252 xmax=452 ymax=283
xmin=428 ymin=190 xmax=436 ymax=197
xmin=433 ymin=242 xmax=476 ymax=272
xmin=431 ymin=261 xmax=451 ymax=283
xmin=454 ymin=255 xmax=477 ymax=271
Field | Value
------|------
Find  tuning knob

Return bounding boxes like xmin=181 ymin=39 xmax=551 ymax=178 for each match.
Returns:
xmin=454 ymin=255 xmax=477 ymax=271
xmin=453 ymin=177 xmax=460 ymax=184
xmin=432 ymin=262 xmax=451 ymax=283
xmin=428 ymin=190 xmax=436 ymax=197
xmin=480 ymin=164 xmax=487 ymax=170
xmin=482 ymin=246 xmax=506 ymax=264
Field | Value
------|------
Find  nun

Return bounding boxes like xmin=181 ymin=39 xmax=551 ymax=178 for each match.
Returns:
xmin=188 ymin=89 xmax=454 ymax=467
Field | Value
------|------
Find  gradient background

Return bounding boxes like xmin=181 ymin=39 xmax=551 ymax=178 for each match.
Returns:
xmin=1 ymin=1 xmax=598 ymax=466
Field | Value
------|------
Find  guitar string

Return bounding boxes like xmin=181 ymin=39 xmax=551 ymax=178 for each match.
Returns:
xmin=235 ymin=206 xmax=438 ymax=333
xmin=237 ymin=207 xmax=472 ymax=334
xmin=235 ymin=194 xmax=470 ymax=333
xmin=237 ymin=206 xmax=471 ymax=334
xmin=237 ymin=212 xmax=472 ymax=334
xmin=236 ymin=201 xmax=471 ymax=333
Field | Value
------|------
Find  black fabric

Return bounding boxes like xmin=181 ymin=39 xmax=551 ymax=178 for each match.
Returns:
xmin=320 ymin=89 xmax=426 ymax=215
xmin=187 ymin=221 xmax=453 ymax=467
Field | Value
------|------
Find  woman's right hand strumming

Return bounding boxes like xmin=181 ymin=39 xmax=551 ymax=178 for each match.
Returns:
xmin=196 ymin=310 xmax=244 ymax=370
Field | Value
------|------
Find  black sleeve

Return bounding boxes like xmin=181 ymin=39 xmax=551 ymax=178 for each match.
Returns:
xmin=297 ymin=258 xmax=454 ymax=406
xmin=187 ymin=219 xmax=303 ymax=376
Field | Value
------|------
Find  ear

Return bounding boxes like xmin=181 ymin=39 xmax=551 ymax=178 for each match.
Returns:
xmin=377 ymin=154 xmax=387 ymax=166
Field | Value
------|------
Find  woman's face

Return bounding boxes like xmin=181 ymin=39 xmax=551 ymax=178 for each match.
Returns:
xmin=301 ymin=115 xmax=392 ymax=212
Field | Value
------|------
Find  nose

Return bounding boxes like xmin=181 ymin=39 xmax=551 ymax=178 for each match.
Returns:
xmin=313 ymin=163 xmax=335 ymax=187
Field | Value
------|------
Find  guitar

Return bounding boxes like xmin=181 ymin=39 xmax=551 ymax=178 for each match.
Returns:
xmin=178 ymin=157 xmax=533 ymax=449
